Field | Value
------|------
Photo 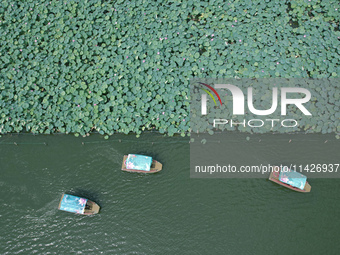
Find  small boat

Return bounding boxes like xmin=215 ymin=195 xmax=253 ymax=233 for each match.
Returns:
xmin=269 ymin=166 xmax=311 ymax=192
xmin=121 ymin=154 xmax=162 ymax=173
xmin=58 ymin=194 xmax=100 ymax=215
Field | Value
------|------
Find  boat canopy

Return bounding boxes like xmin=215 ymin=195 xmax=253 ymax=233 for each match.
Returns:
xmin=59 ymin=194 xmax=87 ymax=214
xmin=279 ymin=168 xmax=307 ymax=190
xmin=126 ymin=154 xmax=152 ymax=171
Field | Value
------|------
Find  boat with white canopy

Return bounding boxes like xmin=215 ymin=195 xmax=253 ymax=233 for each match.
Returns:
xmin=58 ymin=194 xmax=100 ymax=215
xmin=121 ymin=154 xmax=162 ymax=173
xmin=269 ymin=166 xmax=311 ymax=192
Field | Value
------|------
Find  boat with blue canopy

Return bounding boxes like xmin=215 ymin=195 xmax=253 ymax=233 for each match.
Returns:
xmin=121 ymin=154 xmax=162 ymax=173
xmin=58 ymin=194 xmax=100 ymax=215
xmin=269 ymin=166 xmax=311 ymax=192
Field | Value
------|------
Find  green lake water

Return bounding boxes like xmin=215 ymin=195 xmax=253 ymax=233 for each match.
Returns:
xmin=1 ymin=133 xmax=339 ymax=254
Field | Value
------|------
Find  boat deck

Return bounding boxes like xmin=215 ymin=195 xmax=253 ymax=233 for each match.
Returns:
xmin=83 ymin=200 xmax=100 ymax=215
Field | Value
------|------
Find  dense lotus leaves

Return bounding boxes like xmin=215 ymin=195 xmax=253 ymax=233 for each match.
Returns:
xmin=0 ymin=0 xmax=339 ymax=137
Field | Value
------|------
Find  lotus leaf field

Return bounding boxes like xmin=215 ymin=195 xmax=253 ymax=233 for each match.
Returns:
xmin=0 ymin=0 xmax=339 ymax=138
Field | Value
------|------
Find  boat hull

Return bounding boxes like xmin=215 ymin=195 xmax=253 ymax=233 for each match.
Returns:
xmin=121 ymin=155 xmax=162 ymax=173
xmin=269 ymin=166 xmax=311 ymax=193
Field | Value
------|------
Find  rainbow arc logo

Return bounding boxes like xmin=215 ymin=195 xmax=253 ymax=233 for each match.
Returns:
xmin=197 ymin=82 xmax=222 ymax=107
